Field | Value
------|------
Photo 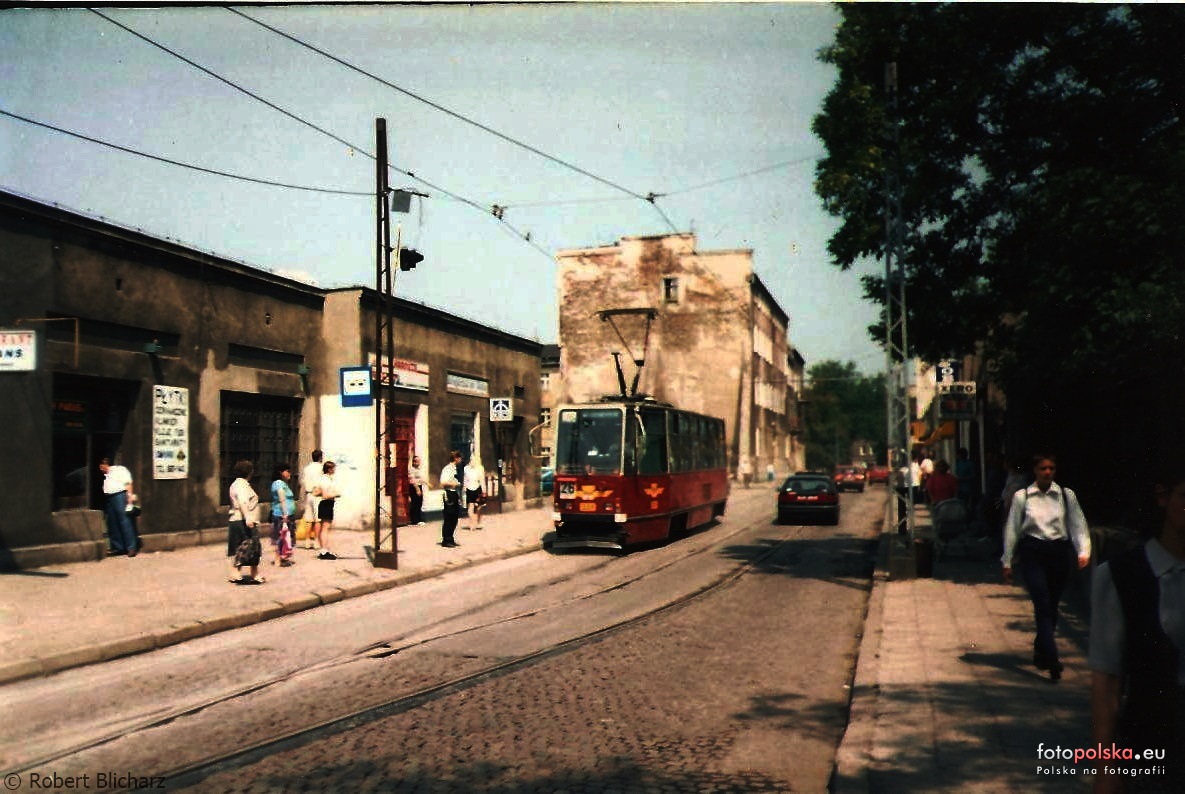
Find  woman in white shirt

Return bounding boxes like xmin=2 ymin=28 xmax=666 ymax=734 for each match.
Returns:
xmin=314 ymin=461 xmax=341 ymax=560
xmin=228 ymin=460 xmax=263 ymax=584
xmin=463 ymin=459 xmax=486 ymax=531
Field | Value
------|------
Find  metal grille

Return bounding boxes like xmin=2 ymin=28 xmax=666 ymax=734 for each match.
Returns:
xmin=219 ymin=392 xmax=301 ymax=502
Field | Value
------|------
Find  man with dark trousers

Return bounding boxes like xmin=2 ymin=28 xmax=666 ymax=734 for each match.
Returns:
xmin=438 ymin=450 xmax=463 ymax=548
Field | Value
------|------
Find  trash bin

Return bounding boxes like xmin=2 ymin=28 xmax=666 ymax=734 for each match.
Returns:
xmin=914 ymin=538 xmax=935 ymax=578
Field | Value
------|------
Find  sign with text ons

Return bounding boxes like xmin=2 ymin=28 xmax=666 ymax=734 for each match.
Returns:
xmin=152 ymin=385 xmax=189 ymax=479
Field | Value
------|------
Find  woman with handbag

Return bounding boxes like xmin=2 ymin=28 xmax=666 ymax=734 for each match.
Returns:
xmin=228 ymin=459 xmax=265 ymax=584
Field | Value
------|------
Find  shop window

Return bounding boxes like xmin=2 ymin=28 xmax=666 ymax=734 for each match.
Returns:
xmin=219 ymin=392 xmax=302 ymax=502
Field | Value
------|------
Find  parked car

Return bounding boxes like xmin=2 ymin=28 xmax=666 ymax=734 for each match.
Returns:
xmin=833 ymin=466 xmax=867 ymax=493
xmin=866 ymin=465 xmax=891 ymax=485
xmin=777 ymin=473 xmax=840 ymax=525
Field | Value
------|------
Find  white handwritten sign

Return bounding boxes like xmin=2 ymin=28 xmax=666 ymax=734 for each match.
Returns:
xmin=0 ymin=330 xmax=36 ymax=372
xmin=152 ymin=385 xmax=189 ymax=480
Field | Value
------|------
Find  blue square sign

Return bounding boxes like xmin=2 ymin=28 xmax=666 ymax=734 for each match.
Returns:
xmin=340 ymin=366 xmax=373 ymax=407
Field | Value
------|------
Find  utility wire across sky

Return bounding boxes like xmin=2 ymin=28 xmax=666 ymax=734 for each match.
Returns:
xmin=16 ymin=8 xmax=819 ymax=266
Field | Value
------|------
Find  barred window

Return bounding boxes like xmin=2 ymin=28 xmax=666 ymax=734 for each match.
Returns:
xmin=219 ymin=391 xmax=302 ymax=503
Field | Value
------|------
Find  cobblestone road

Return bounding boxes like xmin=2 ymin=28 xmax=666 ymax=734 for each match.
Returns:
xmin=174 ymin=494 xmax=884 ymax=792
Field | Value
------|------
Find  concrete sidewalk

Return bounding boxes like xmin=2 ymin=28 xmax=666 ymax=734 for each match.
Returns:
xmin=0 ymin=505 xmax=552 ymax=686
xmin=835 ymin=505 xmax=1095 ymax=793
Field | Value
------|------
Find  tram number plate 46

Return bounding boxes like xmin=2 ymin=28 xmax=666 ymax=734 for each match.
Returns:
xmin=579 ymin=502 xmax=597 ymax=512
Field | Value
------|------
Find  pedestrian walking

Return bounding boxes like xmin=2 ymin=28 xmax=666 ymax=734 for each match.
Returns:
xmin=463 ymin=457 xmax=486 ymax=531
xmin=314 ymin=460 xmax=340 ymax=560
xmin=408 ymin=454 xmax=426 ymax=525
xmin=739 ymin=456 xmax=753 ymax=489
xmin=1089 ymin=461 xmax=1185 ymax=792
xmin=439 ymin=450 xmax=462 ymax=548
xmin=99 ymin=457 xmax=139 ymax=557
xmin=300 ymin=450 xmax=323 ymax=550
xmin=1001 ymin=453 xmax=1091 ymax=681
xmin=228 ymin=460 xmax=264 ymax=584
xmin=269 ymin=463 xmax=296 ymax=567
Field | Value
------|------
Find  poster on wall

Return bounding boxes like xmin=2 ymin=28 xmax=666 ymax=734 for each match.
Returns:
xmin=152 ymin=385 xmax=189 ymax=479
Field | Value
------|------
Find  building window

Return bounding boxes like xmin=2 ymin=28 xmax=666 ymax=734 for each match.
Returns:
xmin=540 ymin=407 xmax=552 ymax=426
xmin=220 ymin=391 xmax=302 ymax=503
xmin=662 ymin=277 xmax=680 ymax=304
xmin=541 ymin=372 xmax=551 ymax=392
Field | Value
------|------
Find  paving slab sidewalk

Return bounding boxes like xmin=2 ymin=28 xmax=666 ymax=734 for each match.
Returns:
xmin=0 ymin=506 xmax=552 ymax=686
xmin=835 ymin=506 xmax=1095 ymax=793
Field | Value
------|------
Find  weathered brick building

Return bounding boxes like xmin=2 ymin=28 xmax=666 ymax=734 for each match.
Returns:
xmin=553 ymin=232 xmax=804 ymax=479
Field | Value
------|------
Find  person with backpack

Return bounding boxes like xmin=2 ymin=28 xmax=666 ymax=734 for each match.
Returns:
xmin=1001 ymin=453 xmax=1091 ymax=681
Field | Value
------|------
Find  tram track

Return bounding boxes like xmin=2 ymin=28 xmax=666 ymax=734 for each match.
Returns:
xmin=161 ymin=527 xmax=788 ymax=792
xmin=5 ymin=508 xmax=777 ymax=785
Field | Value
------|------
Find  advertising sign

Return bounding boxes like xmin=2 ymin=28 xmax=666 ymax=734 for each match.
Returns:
xmin=938 ymin=382 xmax=978 ymax=420
xmin=152 ymin=385 xmax=189 ymax=479
xmin=369 ymin=354 xmax=430 ymax=391
xmin=0 ymin=329 xmax=36 ymax=372
xmin=340 ymin=366 xmax=374 ymax=407
xmin=447 ymin=372 xmax=489 ymax=398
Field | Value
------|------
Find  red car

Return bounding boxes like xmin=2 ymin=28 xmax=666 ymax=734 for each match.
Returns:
xmin=833 ymin=466 xmax=867 ymax=493
xmin=866 ymin=465 xmax=891 ymax=485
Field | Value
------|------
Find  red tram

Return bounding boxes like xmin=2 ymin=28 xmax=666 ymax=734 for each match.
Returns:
xmin=549 ymin=398 xmax=730 ymax=550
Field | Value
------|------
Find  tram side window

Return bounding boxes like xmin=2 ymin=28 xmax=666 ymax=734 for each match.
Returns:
xmin=638 ymin=409 xmax=668 ymax=474
xmin=670 ymin=412 xmax=692 ymax=473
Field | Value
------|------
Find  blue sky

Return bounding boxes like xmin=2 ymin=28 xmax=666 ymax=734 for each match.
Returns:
xmin=0 ymin=3 xmax=883 ymax=372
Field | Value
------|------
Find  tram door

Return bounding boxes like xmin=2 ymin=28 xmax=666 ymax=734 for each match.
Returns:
xmin=387 ymin=405 xmax=417 ymax=526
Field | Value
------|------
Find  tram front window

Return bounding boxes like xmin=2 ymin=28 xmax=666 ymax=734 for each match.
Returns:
xmin=556 ymin=408 xmax=623 ymax=475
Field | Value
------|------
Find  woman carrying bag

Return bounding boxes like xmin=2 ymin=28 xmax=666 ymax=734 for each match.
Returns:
xmin=228 ymin=459 xmax=265 ymax=584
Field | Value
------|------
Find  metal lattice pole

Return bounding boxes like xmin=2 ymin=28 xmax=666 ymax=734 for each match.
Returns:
xmin=883 ymin=63 xmax=913 ymax=542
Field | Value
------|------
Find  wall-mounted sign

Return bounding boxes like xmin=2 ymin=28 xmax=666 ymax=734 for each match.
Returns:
xmin=340 ymin=366 xmax=374 ymax=407
xmin=0 ymin=329 xmax=36 ymax=372
xmin=368 ymin=354 xmax=430 ymax=391
xmin=152 ymin=385 xmax=189 ymax=479
xmin=938 ymin=382 xmax=977 ymax=420
xmin=490 ymin=397 xmax=513 ymax=422
xmin=447 ymin=372 xmax=489 ymax=398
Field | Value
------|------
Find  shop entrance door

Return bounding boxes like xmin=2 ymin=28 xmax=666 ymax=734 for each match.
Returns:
xmin=387 ymin=405 xmax=417 ymax=526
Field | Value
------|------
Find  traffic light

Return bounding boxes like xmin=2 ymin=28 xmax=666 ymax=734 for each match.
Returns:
xmin=398 ymin=248 xmax=424 ymax=271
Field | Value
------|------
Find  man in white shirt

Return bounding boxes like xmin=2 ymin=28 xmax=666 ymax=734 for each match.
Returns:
xmin=301 ymin=450 xmax=324 ymax=550
xmin=99 ymin=457 xmax=138 ymax=557
xmin=439 ymin=450 xmax=462 ymax=548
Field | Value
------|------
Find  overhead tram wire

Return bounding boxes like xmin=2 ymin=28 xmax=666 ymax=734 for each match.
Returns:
xmin=223 ymin=5 xmax=680 ymax=235
xmin=87 ymin=7 xmax=553 ymax=260
xmin=0 ymin=108 xmax=370 ymax=197
xmin=654 ymin=155 xmax=818 ymax=197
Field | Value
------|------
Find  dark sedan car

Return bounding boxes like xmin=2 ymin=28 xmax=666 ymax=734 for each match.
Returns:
xmin=777 ymin=473 xmax=840 ymax=525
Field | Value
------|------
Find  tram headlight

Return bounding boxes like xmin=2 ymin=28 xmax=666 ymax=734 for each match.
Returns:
xmin=614 ymin=513 xmax=627 ymax=523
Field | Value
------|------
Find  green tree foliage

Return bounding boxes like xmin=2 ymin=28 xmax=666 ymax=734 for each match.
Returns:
xmin=813 ymin=4 xmax=1185 ymax=392
xmin=802 ymin=361 xmax=886 ymax=471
